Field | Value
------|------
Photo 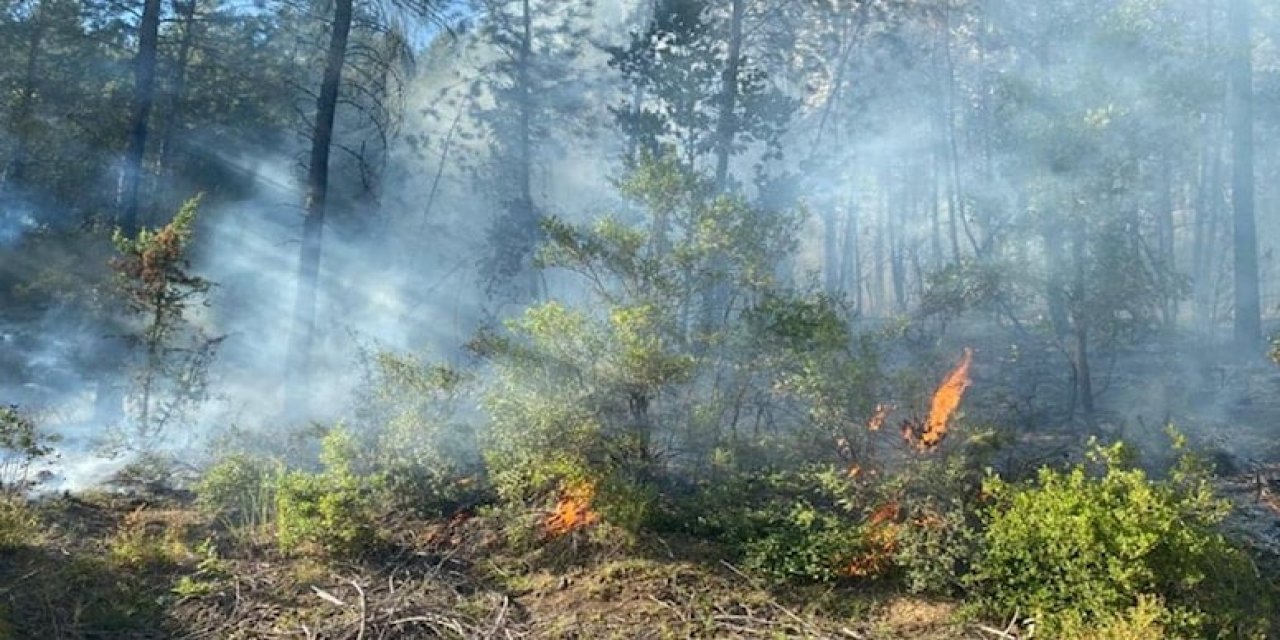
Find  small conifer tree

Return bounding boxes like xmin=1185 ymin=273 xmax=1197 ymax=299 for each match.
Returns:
xmin=110 ymin=195 xmax=222 ymax=447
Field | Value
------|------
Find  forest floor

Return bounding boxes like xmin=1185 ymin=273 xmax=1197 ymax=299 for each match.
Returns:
xmin=0 ymin=489 xmax=977 ymax=640
xmin=3 ymin=466 xmax=1279 ymax=640
xmin=5 ymin=334 xmax=1280 ymax=639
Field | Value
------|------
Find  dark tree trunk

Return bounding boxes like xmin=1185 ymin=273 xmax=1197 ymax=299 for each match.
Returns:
xmin=1157 ymin=156 xmax=1177 ymax=329
xmin=841 ymin=195 xmax=862 ymax=314
xmin=516 ymin=0 xmax=540 ymax=300
xmin=155 ymin=0 xmax=200 ymax=212
xmin=1066 ymin=213 xmax=1095 ymax=429
xmin=713 ymin=0 xmax=744 ymax=191
xmin=823 ymin=206 xmax=839 ymax=296
xmin=286 ymin=0 xmax=354 ymax=414
xmin=1229 ymin=0 xmax=1260 ymax=346
xmin=119 ymin=0 xmax=163 ymax=234
xmin=1 ymin=2 xmax=45 ymax=191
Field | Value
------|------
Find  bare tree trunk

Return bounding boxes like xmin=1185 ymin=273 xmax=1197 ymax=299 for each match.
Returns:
xmin=713 ymin=0 xmax=744 ymax=191
xmin=1070 ymin=213 xmax=1096 ymax=429
xmin=872 ymin=187 xmax=886 ymax=314
xmin=154 ymin=0 xmax=200 ymax=213
xmin=1229 ymin=0 xmax=1260 ymax=346
xmin=119 ymin=0 xmax=163 ymax=234
xmin=890 ymin=167 xmax=907 ymax=311
xmin=841 ymin=195 xmax=862 ymax=315
xmin=286 ymin=0 xmax=354 ymax=415
xmin=1157 ymin=156 xmax=1177 ymax=329
xmin=940 ymin=6 xmax=968 ymax=262
xmin=516 ymin=0 xmax=540 ymax=300
xmin=929 ymin=149 xmax=944 ymax=268
xmin=823 ymin=206 xmax=839 ymax=296
xmin=1 ymin=2 xmax=45 ymax=192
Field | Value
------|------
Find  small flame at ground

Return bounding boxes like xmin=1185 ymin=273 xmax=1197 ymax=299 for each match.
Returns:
xmin=844 ymin=501 xmax=900 ymax=578
xmin=868 ymin=403 xmax=894 ymax=431
xmin=545 ymin=481 xmax=600 ymax=536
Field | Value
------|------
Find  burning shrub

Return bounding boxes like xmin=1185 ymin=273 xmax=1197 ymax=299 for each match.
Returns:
xmin=970 ymin=439 xmax=1270 ymax=637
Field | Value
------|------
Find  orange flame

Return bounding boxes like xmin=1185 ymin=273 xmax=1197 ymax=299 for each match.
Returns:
xmin=545 ymin=481 xmax=599 ymax=536
xmin=867 ymin=403 xmax=894 ymax=431
xmin=843 ymin=501 xmax=900 ymax=578
xmin=917 ymin=348 xmax=973 ymax=451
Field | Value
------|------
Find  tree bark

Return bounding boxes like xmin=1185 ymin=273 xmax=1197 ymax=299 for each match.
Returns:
xmin=154 ymin=0 xmax=200 ymax=212
xmin=1 ymin=2 xmax=45 ymax=192
xmin=516 ymin=0 xmax=540 ymax=300
xmin=823 ymin=206 xmax=839 ymax=296
xmin=1070 ymin=213 xmax=1096 ymax=429
xmin=286 ymin=0 xmax=354 ymax=414
xmin=119 ymin=0 xmax=163 ymax=234
xmin=713 ymin=0 xmax=744 ymax=191
xmin=1229 ymin=0 xmax=1260 ymax=346
xmin=1156 ymin=156 xmax=1177 ymax=329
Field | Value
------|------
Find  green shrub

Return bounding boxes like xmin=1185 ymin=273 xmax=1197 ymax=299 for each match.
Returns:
xmin=172 ymin=538 xmax=230 ymax=599
xmin=0 ymin=404 xmax=57 ymax=494
xmin=970 ymin=439 xmax=1269 ymax=638
xmin=892 ymin=499 xmax=978 ymax=596
xmin=275 ymin=426 xmax=375 ymax=556
xmin=740 ymin=501 xmax=866 ymax=583
xmin=352 ymin=350 xmax=484 ymax=515
xmin=0 ymin=497 xmax=38 ymax=550
xmin=658 ymin=465 xmax=896 ymax=583
xmin=196 ymin=453 xmax=278 ymax=533
xmin=884 ymin=447 xmax=988 ymax=596
xmin=1052 ymin=594 xmax=1168 ymax=640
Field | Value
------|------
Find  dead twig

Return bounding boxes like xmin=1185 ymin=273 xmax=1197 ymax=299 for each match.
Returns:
xmin=348 ymin=578 xmax=366 ymax=640
xmin=484 ymin=594 xmax=509 ymax=639
xmin=311 ymin=585 xmax=346 ymax=607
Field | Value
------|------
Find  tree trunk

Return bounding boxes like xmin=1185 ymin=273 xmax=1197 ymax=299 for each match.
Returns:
xmin=516 ymin=0 xmax=540 ymax=300
xmin=1229 ymin=0 xmax=1260 ymax=346
xmin=940 ymin=6 xmax=966 ymax=262
xmin=154 ymin=0 xmax=200 ymax=213
xmin=1070 ymin=213 xmax=1096 ymax=428
xmin=1 ymin=2 xmax=45 ymax=192
xmin=823 ymin=206 xmax=839 ymax=296
xmin=119 ymin=0 xmax=163 ymax=234
xmin=841 ymin=195 xmax=862 ymax=314
xmin=1156 ymin=156 xmax=1177 ymax=329
xmin=713 ymin=0 xmax=744 ymax=191
xmin=285 ymin=0 xmax=354 ymax=414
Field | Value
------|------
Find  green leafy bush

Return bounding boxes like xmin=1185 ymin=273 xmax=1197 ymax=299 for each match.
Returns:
xmin=351 ymin=350 xmax=484 ymax=515
xmin=657 ymin=465 xmax=893 ymax=583
xmin=1052 ymin=594 xmax=1168 ymax=640
xmin=740 ymin=500 xmax=866 ymax=583
xmin=274 ymin=427 xmax=375 ymax=556
xmin=970 ymin=439 xmax=1269 ymax=638
xmin=892 ymin=499 xmax=978 ymax=596
xmin=196 ymin=453 xmax=279 ymax=534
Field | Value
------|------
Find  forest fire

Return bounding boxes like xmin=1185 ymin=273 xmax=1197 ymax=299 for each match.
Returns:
xmin=903 ymin=348 xmax=974 ymax=451
xmin=843 ymin=501 xmax=900 ymax=578
xmin=545 ymin=481 xmax=600 ymax=537
xmin=867 ymin=403 xmax=893 ymax=431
